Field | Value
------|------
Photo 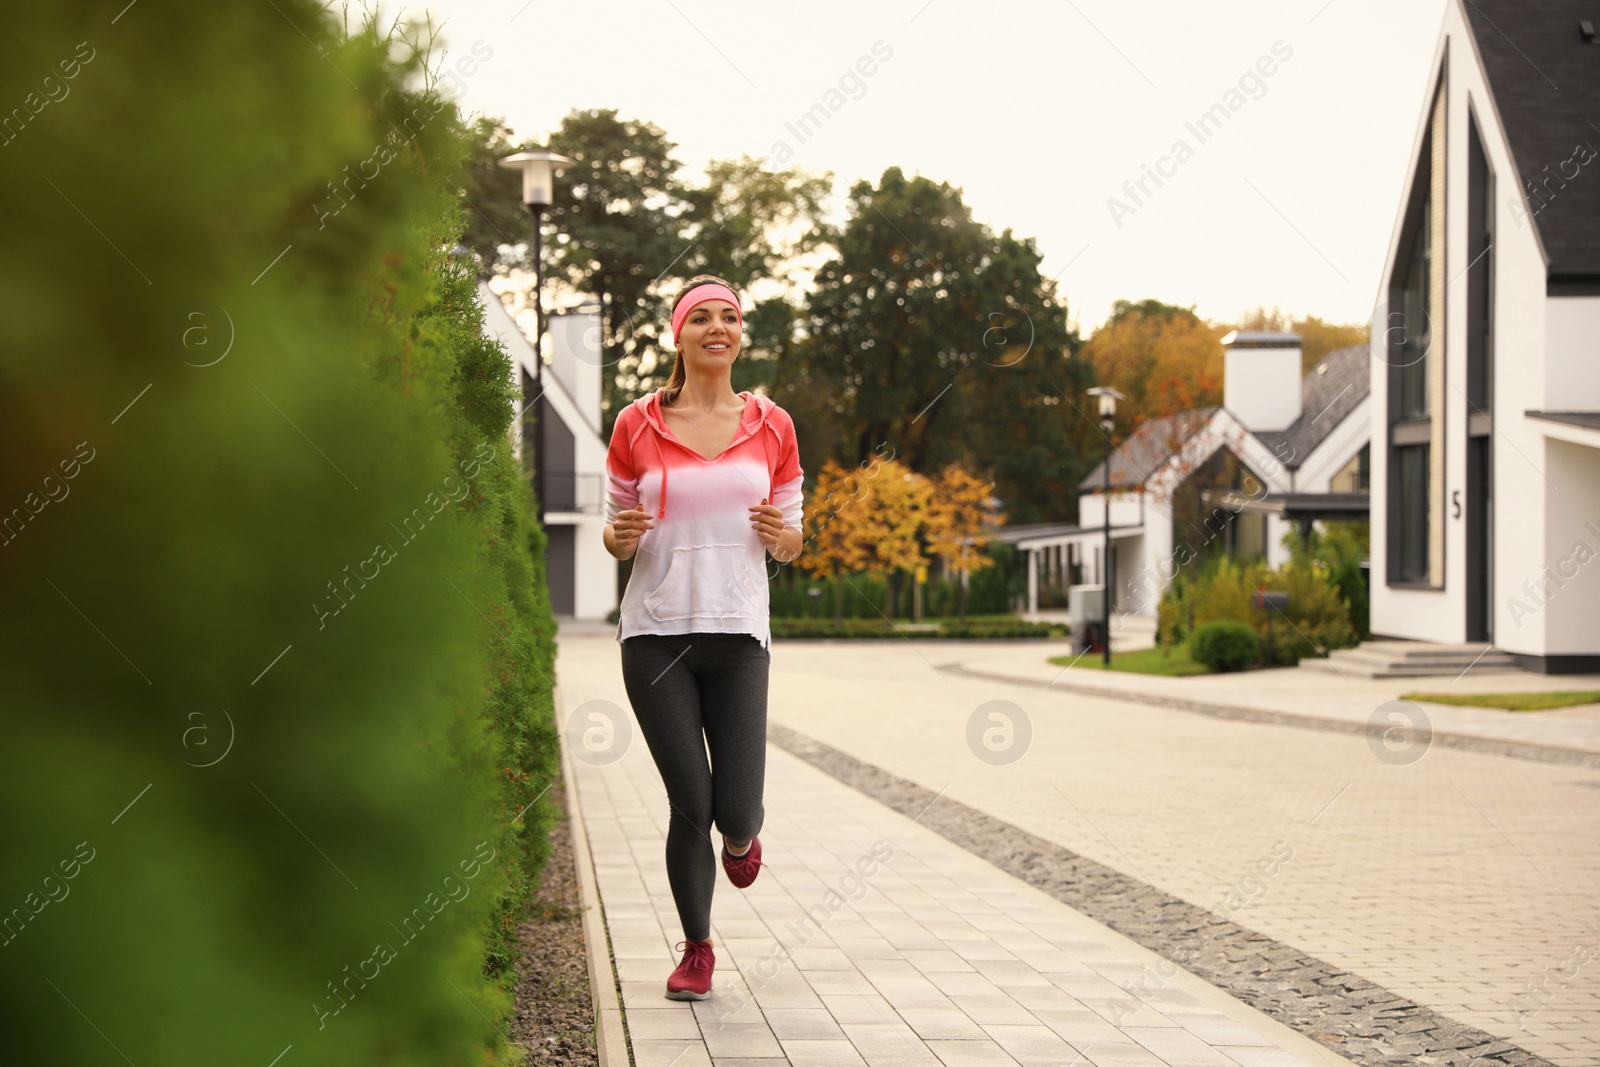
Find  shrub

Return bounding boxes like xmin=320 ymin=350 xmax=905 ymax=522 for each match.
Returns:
xmin=1288 ymin=520 xmax=1370 ymax=640
xmin=407 ymin=241 xmax=559 ymax=980
xmin=965 ymin=542 xmax=1025 ymax=615
xmin=1262 ymin=556 xmax=1358 ymax=664
xmin=1189 ymin=621 xmax=1261 ymax=672
xmin=1157 ymin=570 xmax=1193 ymax=647
xmin=0 ymin=6 xmax=548 ymax=1065
xmin=1157 ymin=555 xmax=1358 ymax=666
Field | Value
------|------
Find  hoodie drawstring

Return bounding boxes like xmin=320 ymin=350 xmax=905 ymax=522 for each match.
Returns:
xmin=762 ymin=426 xmax=773 ymax=504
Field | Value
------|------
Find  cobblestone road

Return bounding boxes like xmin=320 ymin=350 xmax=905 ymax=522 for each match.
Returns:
xmin=557 ymin=628 xmax=1600 ymax=1066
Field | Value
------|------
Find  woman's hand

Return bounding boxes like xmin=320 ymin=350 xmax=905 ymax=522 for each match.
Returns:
xmin=750 ymin=498 xmax=801 ymax=562
xmin=606 ymin=508 xmax=654 ymax=560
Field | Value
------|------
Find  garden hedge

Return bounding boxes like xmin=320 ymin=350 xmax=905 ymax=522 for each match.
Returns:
xmin=0 ymin=5 xmax=554 ymax=1064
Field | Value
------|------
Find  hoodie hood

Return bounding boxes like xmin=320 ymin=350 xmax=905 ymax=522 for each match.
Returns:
xmin=627 ymin=389 xmax=781 ymax=519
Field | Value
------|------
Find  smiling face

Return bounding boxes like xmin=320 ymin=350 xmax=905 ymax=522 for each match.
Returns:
xmin=676 ymin=298 xmax=742 ymax=367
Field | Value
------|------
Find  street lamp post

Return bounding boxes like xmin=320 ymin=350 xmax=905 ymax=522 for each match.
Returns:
xmin=1087 ymin=386 xmax=1124 ymax=664
xmin=497 ymin=149 xmax=574 ymax=525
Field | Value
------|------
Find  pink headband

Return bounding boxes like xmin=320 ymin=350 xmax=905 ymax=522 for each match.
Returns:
xmin=671 ymin=283 xmax=742 ymax=343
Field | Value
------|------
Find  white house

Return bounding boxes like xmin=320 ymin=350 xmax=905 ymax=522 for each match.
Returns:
xmin=998 ymin=332 xmax=1371 ymax=618
xmin=477 ymin=282 xmax=617 ymax=621
xmin=1367 ymin=0 xmax=1600 ymax=673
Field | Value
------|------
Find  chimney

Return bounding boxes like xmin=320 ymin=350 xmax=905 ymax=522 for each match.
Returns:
xmin=1222 ymin=330 xmax=1303 ymax=431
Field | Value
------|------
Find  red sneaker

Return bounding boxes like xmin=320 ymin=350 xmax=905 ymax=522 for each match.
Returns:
xmin=721 ymin=836 xmax=765 ymax=888
xmin=665 ymin=938 xmax=714 ymax=1000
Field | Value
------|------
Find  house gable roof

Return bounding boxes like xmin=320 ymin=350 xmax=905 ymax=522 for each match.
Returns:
xmin=1250 ymin=344 xmax=1370 ymax=470
xmin=1463 ymin=0 xmax=1600 ymax=279
xmin=1079 ymin=344 xmax=1371 ymax=492
xmin=1076 ymin=407 xmax=1218 ymax=492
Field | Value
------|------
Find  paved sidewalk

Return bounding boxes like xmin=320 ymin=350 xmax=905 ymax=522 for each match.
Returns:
xmin=755 ymin=637 xmax=1600 ymax=1067
xmin=557 ymin=624 xmax=1600 ymax=1067
xmin=557 ymin=637 xmax=1356 ymax=1067
xmin=957 ymin=638 xmax=1600 ymax=758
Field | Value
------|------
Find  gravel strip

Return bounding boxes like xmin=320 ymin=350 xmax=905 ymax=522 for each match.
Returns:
xmin=769 ymin=721 xmax=1554 ymax=1067
xmin=510 ymin=777 xmax=601 ymax=1066
xmin=943 ymin=662 xmax=1600 ymax=770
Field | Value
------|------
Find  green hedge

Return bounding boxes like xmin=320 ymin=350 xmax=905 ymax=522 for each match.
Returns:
xmin=768 ymin=542 xmax=1024 ymax=620
xmin=0 ymin=6 xmax=551 ymax=1065
xmin=406 ymin=240 xmax=560 ymax=979
xmin=769 ymin=617 xmax=1066 ymax=639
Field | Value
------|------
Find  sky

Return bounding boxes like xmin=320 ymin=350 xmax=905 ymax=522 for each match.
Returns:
xmin=396 ymin=0 xmax=1448 ymax=334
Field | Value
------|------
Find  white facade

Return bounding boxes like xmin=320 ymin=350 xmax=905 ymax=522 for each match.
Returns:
xmin=1013 ymin=405 xmax=1309 ymax=619
xmin=1292 ymin=397 xmax=1372 ymax=494
xmin=1367 ymin=0 xmax=1600 ymax=671
xmin=478 ymin=283 xmax=618 ymax=622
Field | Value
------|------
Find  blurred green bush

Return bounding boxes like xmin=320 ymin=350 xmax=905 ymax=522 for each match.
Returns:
xmin=1188 ymin=620 xmax=1261 ymax=673
xmin=1159 ymin=555 xmax=1357 ymax=667
xmin=0 ymin=4 xmax=552 ymax=1064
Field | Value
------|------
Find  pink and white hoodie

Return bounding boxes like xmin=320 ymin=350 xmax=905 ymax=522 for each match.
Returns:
xmin=604 ymin=389 xmax=804 ymax=650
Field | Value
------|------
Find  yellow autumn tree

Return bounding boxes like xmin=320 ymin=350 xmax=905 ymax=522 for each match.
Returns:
xmin=798 ymin=458 xmax=878 ymax=623
xmin=859 ymin=457 xmax=935 ymax=621
xmin=797 ymin=455 xmax=932 ymax=623
xmin=1234 ymin=306 xmax=1368 ymax=375
xmin=925 ymin=462 xmax=1005 ymax=620
xmin=1080 ymin=300 xmax=1224 ymax=430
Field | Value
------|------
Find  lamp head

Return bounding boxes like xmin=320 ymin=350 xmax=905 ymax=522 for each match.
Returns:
xmin=497 ymin=150 xmax=575 ymax=210
xmin=1087 ymin=386 xmax=1125 ymax=420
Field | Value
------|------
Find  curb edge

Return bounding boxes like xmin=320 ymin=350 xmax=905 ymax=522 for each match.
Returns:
xmin=554 ymin=683 xmax=632 ymax=1066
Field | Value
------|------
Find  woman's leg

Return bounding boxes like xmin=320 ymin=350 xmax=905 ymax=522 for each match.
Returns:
xmin=696 ymin=634 xmax=771 ymax=850
xmin=620 ymin=634 xmax=717 ymax=942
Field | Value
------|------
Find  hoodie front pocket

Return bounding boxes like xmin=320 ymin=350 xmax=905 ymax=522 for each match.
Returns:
xmin=643 ymin=543 xmax=762 ymax=621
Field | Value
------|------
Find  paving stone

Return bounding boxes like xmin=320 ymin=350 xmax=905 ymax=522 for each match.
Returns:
xmin=558 ymin=637 xmax=1388 ymax=1067
xmin=762 ymin=718 xmax=1578 ymax=1067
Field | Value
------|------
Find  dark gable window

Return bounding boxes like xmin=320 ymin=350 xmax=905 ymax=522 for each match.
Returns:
xmin=1465 ymin=108 xmax=1494 ymax=638
xmin=1397 ymin=201 xmax=1430 ymax=419
xmin=1397 ymin=444 xmax=1430 ymax=582
xmin=1387 ymin=74 xmax=1445 ymax=588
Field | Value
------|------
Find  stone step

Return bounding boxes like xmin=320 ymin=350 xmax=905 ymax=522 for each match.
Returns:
xmin=1348 ymin=641 xmax=1506 ymax=660
xmin=1298 ymin=657 xmax=1520 ymax=679
xmin=1300 ymin=639 xmax=1521 ymax=678
xmin=1322 ymin=648 xmax=1519 ymax=671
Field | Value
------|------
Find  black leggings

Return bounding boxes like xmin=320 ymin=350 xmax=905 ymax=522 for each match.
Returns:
xmin=619 ymin=632 xmax=770 ymax=943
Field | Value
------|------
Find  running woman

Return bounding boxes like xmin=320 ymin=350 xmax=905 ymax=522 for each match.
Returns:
xmin=601 ymin=274 xmax=804 ymax=1001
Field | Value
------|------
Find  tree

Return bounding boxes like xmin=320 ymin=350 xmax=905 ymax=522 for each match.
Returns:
xmin=853 ymin=457 xmax=935 ymax=620
xmin=796 ymin=457 xmax=881 ymax=622
xmin=681 ymin=156 xmax=835 ymax=293
xmin=797 ymin=167 xmax=1090 ymax=526
xmin=0 ymin=5 xmax=545 ymax=1063
xmin=455 ymin=115 xmax=539 ymax=276
xmin=681 ymin=157 xmax=836 ymax=399
xmin=925 ymin=463 xmax=1005 ymax=619
xmin=794 ymin=453 xmax=935 ymax=622
xmin=454 ymin=108 xmax=688 ymax=407
xmin=1234 ymin=306 xmax=1368 ymax=374
xmin=545 ymin=110 xmax=690 ymax=426
xmin=1079 ymin=299 xmax=1225 ymax=433
xmin=455 ymin=119 xmax=843 ymax=435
